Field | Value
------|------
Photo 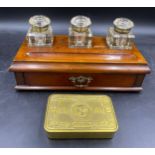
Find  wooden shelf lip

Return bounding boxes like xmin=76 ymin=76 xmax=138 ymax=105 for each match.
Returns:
xmin=9 ymin=62 xmax=151 ymax=74
xmin=9 ymin=63 xmax=151 ymax=73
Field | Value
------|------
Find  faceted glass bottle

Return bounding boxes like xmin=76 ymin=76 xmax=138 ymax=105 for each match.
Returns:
xmin=69 ymin=15 xmax=93 ymax=48
xmin=106 ymin=18 xmax=135 ymax=50
xmin=26 ymin=15 xmax=53 ymax=47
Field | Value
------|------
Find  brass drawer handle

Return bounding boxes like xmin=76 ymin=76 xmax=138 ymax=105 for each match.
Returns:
xmin=69 ymin=76 xmax=93 ymax=88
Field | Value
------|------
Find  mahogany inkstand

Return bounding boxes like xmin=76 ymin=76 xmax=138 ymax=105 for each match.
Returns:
xmin=9 ymin=16 xmax=151 ymax=91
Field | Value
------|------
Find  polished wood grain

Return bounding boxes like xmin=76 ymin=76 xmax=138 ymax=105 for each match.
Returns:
xmin=13 ymin=35 xmax=147 ymax=64
xmin=23 ymin=72 xmax=135 ymax=87
xmin=9 ymin=35 xmax=151 ymax=91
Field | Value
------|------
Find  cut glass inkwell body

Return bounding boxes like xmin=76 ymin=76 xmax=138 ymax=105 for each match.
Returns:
xmin=69 ymin=15 xmax=93 ymax=48
xmin=26 ymin=15 xmax=53 ymax=47
xmin=106 ymin=17 xmax=135 ymax=50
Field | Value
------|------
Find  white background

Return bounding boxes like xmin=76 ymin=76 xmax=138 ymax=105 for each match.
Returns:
xmin=1 ymin=148 xmax=155 ymax=154
xmin=0 ymin=0 xmax=155 ymax=7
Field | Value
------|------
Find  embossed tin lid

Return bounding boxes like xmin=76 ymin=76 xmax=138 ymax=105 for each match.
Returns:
xmin=44 ymin=93 xmax=118 ymax=138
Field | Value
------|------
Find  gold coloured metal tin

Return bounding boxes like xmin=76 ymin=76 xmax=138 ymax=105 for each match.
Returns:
xmin=44 ymin=94 xmax=118 ymax=139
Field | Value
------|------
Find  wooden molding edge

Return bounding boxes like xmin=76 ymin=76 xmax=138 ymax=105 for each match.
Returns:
xmin=9 ymin=62 xmax=151 ymax=74
xmin=15 ymin=85 xmax=143 ymax=91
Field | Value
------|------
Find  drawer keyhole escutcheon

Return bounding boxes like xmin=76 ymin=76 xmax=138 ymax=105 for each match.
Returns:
xmin=69 ymin=76 xmax=93 ymax=88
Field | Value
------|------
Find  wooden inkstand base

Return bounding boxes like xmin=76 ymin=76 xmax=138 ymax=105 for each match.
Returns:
xmin=9 ymin=35 xmax=151 ymax=91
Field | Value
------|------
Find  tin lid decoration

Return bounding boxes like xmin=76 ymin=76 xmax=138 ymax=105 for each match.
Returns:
xmin=44 ymin=94 xmax=118 ymax=139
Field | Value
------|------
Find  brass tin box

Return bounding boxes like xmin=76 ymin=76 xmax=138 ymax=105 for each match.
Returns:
xmin=44 ymin=94 xmax=118 ymax=139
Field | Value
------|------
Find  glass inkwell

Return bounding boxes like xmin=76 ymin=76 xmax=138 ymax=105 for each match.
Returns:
xmin=106 ymin=17 xmax=135 ymax=50
xmin=69 ymin=15 xmax=93 ymax=48
xmin=26 ymin=15 xmax=53 ymax=47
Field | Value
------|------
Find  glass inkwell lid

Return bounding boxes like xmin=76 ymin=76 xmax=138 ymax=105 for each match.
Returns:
xmin=106 ymin=17 xmax=135 ymax=50
xmin=113 ymin=18 xmax=134 ymax=34
xmin=27 ymin=15 xmax=53 ymax=47
xmin=71 ymin=15 xmax=92 ymax=32
xmin=29 ymin=15 xmax=51 ymax=32
xmin=69 ymin=15 xmax=93 ymax=48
